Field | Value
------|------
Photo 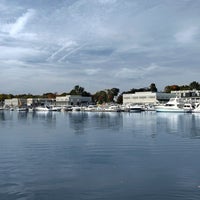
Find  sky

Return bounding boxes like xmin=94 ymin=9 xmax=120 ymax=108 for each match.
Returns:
xmin=0 ymin=0 xmax=200 ymax=94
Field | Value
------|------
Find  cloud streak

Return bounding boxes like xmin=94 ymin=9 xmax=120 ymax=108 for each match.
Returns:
xmin=0 ymin=0 xmax=200 ymax=94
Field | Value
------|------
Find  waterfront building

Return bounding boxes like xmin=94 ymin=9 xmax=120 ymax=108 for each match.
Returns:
xmin=27 ymin=98 xmax=55 ymax=107
xmin=4 ymin=98 xmax=27 ymax=108
xmin=123 ymin=91 xmax=175 ymax=105
xmin=171 ymin=90 xmax=200 ymax=103
xmin=56 ymin=95 xmax=92 ymax=107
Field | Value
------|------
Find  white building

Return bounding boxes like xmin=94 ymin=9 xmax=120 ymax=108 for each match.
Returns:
xmin=123 ymin=91 xmax=175 ymax=105
xmin=27 ymin=98 xmax=55 ymax=106
xmin=171 ymin=90 xmax=200 ymax=103
xmin=56 ymin=95 xmax=92 ymax=106
xmin=4 ymin=98 xmax=27 ymax=107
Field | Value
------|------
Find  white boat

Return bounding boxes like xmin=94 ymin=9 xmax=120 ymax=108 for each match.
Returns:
xmin=192 ymin=103 xmax=200 ymax=113
xmin=155 ymin=98 xmax=191 ymax=113
xmin=64 ymin=106 xmax=73 ymax=111
xmin=28 ymin=107 xmax=35 ymax=112
xmin=35 ymin=106 xmax=49 ymax=112
xmin=48 ymin=106 xmax=61 ymax=111
xmin=16 ymin=107 xmax=28 ymax=112
xmin=183 ymin=103 xmax=193 ymax=112
xmin=84 ymin=105 xmax=97 ymax=112
xmin=144 ymin=104 xmax=155 ymax=111
xmin=104 ymin=105 xmax=121 ymax=112
xmin=129 ymin=105 xmax=145 ymax=113
xmin=72 ymin=106 xmax=81 ymax=111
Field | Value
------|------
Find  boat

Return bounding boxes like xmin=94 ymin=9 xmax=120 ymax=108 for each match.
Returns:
xmin=84 ymin=105 xmax=97 ymax=112
xmin=64 ymin=105 xmax=73 ymax=111
xmin=155 ymin=98 xmax=191 ymax=113
xmin=16 ymin=107 xmax=28 ymax=112
xmin=35 ymin=106 xmax=49 ymax=112
xmin=192 ymin=103 xmax=200 ymax=113
xmin=48 ymin=106 xmax=61 ymax=111
xmin=129 ymin=105 xmax=145 ymax=113
xmin=144 ymin=104 xmax=155 ymax=111
xmin=104 ymin=105 xmax=121 ymax=112
xmin=72 ymin=106 xmax=81 ymax=112
xmin=28 ymin=107 xmax=35 ymax=112
xmin=183 ymin=103 xmax=193 ymax=112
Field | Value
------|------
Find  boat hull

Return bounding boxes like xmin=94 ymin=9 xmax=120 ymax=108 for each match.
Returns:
xmin=155 ymin=108 xmax=190 ymax=113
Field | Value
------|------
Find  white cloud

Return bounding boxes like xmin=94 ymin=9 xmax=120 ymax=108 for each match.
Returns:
xmin=84 ymin=68 xmax=101 ymax=75
xmin=1 ymin=9 xmax=35 ymax=37
xmin=174 ymin=26 xmax=199 ymax=44
xmin=0 ymin=0 xmax=200 ymax=93
xmin=47 ymin=41 xmax=77 ymax=61
xmin=114 ymin=64 xmax=159 ymax=79
xmin=98 ymin=0 xmax=117 ymax=5
xmin=0 ymin=45 xmax=46 ymax=60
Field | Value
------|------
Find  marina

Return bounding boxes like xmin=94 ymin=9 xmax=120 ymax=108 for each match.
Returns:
xmin=1 ymin=111 xmax=200 ymax=200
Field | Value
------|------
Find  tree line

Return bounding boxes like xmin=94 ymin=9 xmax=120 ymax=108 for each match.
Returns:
xmin=0 ymin=81 xmax=199 ymax=104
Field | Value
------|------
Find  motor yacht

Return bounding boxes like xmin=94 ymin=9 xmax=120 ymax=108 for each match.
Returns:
xmin=155 ymin=98 xmax=191 ymax=113
xmin=35 ymin=106 xmax=50 ymax=112
xmin=129 ymin=105 xmax=145 ymax=113
xmin=192 ymin=103 xmax=200 ymax=113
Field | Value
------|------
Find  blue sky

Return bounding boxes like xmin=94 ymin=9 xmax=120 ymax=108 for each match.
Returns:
xmin=0 ymin=0 xmax=200 ymax=94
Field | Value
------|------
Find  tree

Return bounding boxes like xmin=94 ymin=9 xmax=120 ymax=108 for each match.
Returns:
xmin=189 ymin=81 xmax=200 ymax=90
xmin=42 ymin=93 xmax=56 ymax=99
xmin=149 ymin=83 xmax=157 ymax=92
xmin=110 ymin=88 xmax=120 ymax=96
xmin=164 ymin=85 xmax=180 ymax=93
xmin=69 ymin=85 xmax=91 ymax=96
xmin=93 ymin=90 xmax=108 ymax=104
xmin=116 ymin=94 xmax=123 ymax=104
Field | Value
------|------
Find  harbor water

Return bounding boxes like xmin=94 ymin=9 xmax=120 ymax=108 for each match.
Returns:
xmin=1 ymin=111 xmax=200 ymax=200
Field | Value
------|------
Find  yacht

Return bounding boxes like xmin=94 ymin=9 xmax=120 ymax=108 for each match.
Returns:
xmin=155 ymin=98 xmax=191 ymax=113
xmin=129 ymin=105 xmax=145 ymax=113
xmin=105 ymin=105 xmax=121 ymax=112
xmin=35 ymin=106 xmax=50 ymax=112
xmin=192 ymin=103 xmax=200 ymax=113
xmin=16 ymin=107 xmax=28 ymax=112
xmin=48 ymin=106 xmax=61 ymax=111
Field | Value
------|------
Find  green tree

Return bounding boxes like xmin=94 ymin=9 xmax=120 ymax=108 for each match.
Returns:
xmin=189 ymin=81 xmax=200 ymax=90
xmin=93 ymin=90 xmax=108 ymax=104
xmin=164 ymin=85 xmax=180 ymax=93
xmin=149 ymin=83 xmax=157 ymax=92
xmin=116 ymin=94 xmax=123 ymax=104
xmin=69 ymin=85 xmax=91 ymax=96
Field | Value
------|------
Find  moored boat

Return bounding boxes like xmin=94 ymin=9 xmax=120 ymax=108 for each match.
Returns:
xmin=16 ymin=107 xmax=28 ymax=112
xmin=155 ymin=98 xmax=191 ymax=113
xmin=129 ymin=105 xmax=145 ymax=113
xmin=192 ymin=103 xmax=200 ymax=113
xmin=35 ymin=106 xmax=49 ymax=112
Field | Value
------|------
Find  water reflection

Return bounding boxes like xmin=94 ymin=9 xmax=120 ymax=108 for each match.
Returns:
xmin=31 ymin=112 xmax=57 ymax=128
xmin=68 ymin=112 xmax=123 ymax=134
xmin=0 ymin=111 xmax=14 ymax=122
xmin=91 ymin=112 xmax=123 ymax=131
xmin=1 ymin=111 xmax=200 ymax=200
xmin=1 ymin=111 xmax=200 ymax=139
xmin=0 ymin=111 xmax=5 ymax=121
xmin=68 ymin=112 xmax=89 ymax=134
xmin=17 ymin=111 xmax=28 ymax=120
xmin=0 ymin=111 xmax=57 ymax=129
xmin=156 ymin=113 xmax=200 ymax=139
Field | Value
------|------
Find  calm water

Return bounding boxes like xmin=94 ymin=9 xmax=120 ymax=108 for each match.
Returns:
xmin=1 ymin=111 xmax=200 ymax=200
